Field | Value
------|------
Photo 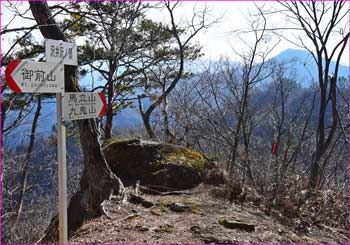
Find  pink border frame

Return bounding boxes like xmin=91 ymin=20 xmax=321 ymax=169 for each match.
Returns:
xmin=0 ymin=1 xmax=349 ymax=245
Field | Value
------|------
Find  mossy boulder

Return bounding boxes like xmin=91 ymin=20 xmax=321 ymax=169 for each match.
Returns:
xmin=102 ymin=138 xmax=214 ymax=190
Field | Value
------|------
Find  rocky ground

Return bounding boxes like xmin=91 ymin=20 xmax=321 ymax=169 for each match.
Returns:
xmin=69 ymin=184 xmax=348 ymax=244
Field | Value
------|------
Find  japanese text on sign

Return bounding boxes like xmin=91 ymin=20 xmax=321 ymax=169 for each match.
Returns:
xmin=21 ymin=68 xmax=57 ymax=86
xmin=49 ymin=44 xmax=74 ymax=59
xmin=62 ymin=92 xmax=106 ymax=121
xmin=45 ymin=39 xmax=77 ymax=65
xmin=68 ymin=93 xmax=97 ymax=119
xmin=6 ymin=59 xmax=64 ymax=93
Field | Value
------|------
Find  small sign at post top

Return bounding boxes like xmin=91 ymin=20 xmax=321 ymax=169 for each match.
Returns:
xmin=62 ymin=92 xmax=106 ymax=121
xmin=45 ymin=39 xmax=77 ymax=66
xmin=5 ymin=59 xmax=64 ymax=93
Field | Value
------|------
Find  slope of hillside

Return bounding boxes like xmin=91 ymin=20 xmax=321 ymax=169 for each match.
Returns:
xmin=273 ymin=48 xmax=349 ymax=86
xmin=69 ymin=184 xmax=348 ymax=244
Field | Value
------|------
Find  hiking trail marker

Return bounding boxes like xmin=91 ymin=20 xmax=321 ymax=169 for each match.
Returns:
xmin=5 ymin=38 xmax=106 ymax=244
xmin=62 ymin=92 xmax=106 ymax=121
xmin=5 ymin=59 xmax=64 ymax=93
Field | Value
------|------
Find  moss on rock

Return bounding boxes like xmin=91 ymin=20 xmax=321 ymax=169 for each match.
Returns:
xmin=159 ymin=196 xmax=203 ymax=213
xmin=158 ymin=145 xmax=208 ymax=174
xmin=102 ymin=138 xmax=212 ymax=190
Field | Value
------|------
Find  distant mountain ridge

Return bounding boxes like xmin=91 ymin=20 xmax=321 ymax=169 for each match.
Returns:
xmin=272 ymin=48 xmax=349 ymax=85
xmin=3 ymin=49 xmax=349 ymax=149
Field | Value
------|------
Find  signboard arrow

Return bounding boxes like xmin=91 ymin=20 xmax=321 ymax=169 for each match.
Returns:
xmin=5 ymin=59 xmax=64 ymax=93
xmin=45 ymin=39 xmax=78 ymax=66
xmin=62 ymin=92 xmax=106 ymax=121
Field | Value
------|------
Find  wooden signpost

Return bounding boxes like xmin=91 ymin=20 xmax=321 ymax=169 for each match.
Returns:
xmin=56 ymin=92 xmax=68 ymax=244
xmin=5 ymin=39 xmax=106 ymax=244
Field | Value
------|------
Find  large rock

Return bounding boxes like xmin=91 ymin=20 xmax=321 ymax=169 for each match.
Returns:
xmin=218 ymin=217 xmax=256 ymax=232
xmin=102 ymin=138 xmax=213 ymax=190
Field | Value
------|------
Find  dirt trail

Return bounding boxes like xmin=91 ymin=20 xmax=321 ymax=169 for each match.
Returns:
xmin=70 ymin=184 xmax=348 ymax=244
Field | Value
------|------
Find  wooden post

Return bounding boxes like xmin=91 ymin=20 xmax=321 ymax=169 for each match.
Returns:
xmin=56 ymin=93 xmax=68 ymax=244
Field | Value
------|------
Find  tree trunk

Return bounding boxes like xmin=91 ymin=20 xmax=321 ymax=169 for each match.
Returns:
xmin=309 ymin=146 xmax=322 ymax=189
xmin=105 ymin=109 xmax=113 ymax=139
xmin=142 ymin=111 xmax=157 ymax=140
xmin=104 ymin=72 xmax=115 ymax=139
xmin=309 ymin=76 xmax=338 ymax=189
xmin=229 ymin=86 xmax=248 ymax=173
xmin=241 ymin=115 xmax=255 ymax=187
xmin=29 ymin=2 xmax=124 ymax=242
xmin=1 ymin=103 xmax=6 ymax=132
xmin=162 ymin=89 xmax=175 ymax=143
xmin=138 ymin=95 xmax=157 ymax=140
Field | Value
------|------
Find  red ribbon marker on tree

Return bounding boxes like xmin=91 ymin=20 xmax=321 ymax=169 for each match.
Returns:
xmin=271 ymin=142 xmax=278 ymax=155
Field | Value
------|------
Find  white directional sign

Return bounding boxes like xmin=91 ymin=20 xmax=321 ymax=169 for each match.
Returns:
xmin=5 ymin=59 xmax=64 ymax=93
xmin=62 ymin=92 xmax=106 ymax=121
xmin=45 ymin=39 xmax=77 ymax=66
xmin=6 ymin=38 xmax=82 ymax=244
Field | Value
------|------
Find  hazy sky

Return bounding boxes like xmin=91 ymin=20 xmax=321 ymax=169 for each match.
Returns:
xmin=147 ymin=1 xmax=349 ymax=65
xmin=1 ymin=1 xmax=349 ymax=65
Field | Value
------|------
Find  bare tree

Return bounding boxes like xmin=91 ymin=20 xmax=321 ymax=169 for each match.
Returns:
xmin=268 ymin=63 xmax=317 ymax=195
xmin=279 ymin=1 xmax=349 ymax=188
xmin=214 ymin=9 xmax=278 ymax=175
xmin=13 ymin=96 xmax=42 ymax=226
xmin=165 ymin=7 xmax=279 ymax=184
xmin=138 ymin=1 xmax=215 ymax=140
